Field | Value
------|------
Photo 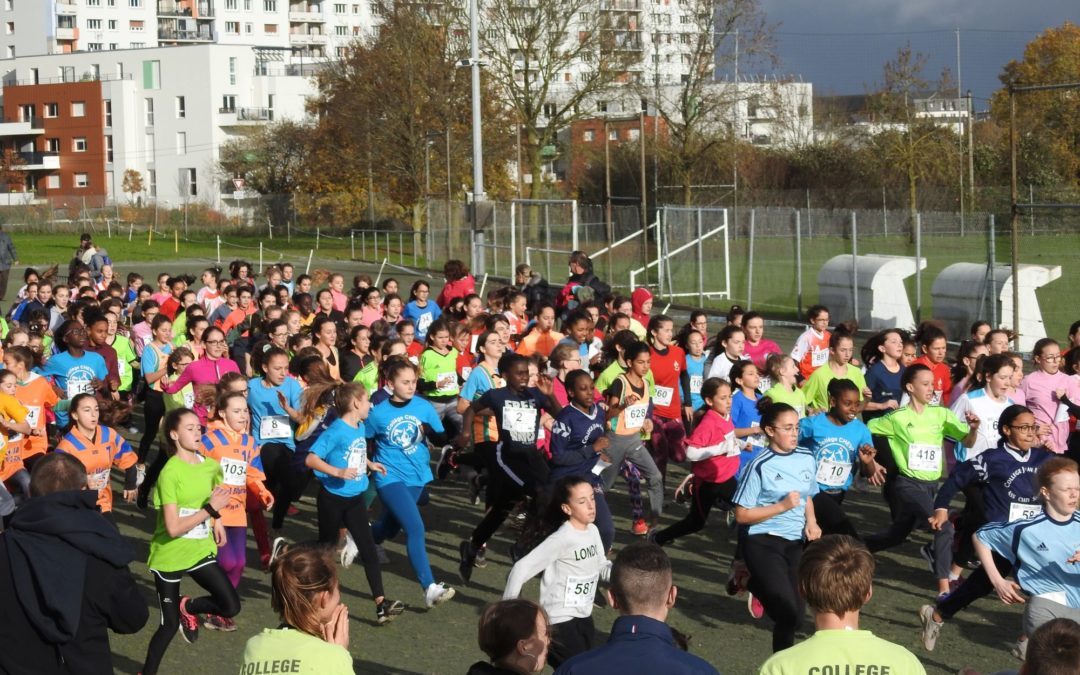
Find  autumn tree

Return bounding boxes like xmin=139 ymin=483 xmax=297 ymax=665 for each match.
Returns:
xmin=0 ymin=149 xmax=26 ymax=192
xmin=121 ymin=168 xmax=144 ymax=204
xmin=218 ymin=121 xmax=316 ymax=226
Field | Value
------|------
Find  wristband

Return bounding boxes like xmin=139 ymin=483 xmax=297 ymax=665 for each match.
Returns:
xmin=203 ymin=503 xmax=221 ymax=519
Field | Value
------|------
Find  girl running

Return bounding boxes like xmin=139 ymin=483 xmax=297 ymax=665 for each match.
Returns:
xmin=741 ymin=312 xmax=782 ymax=374
xmin=646 ymin=315 xmax=688 ymax=477
xmin=160 ymin=326 xmax=240 ymax=426
xmin=311 ymin=317 xmax=341 ymax=381
xmin=39 ymin=320 xmax=108 ymax=428
xmin=141 ymin=408 xmax=239 ymax=675
xmin=503 ymin=476 xmax=611 ymax=668
xmin=790 ymin=305 xmax=830 ymax=382
xmin=801 ymin=332 xmax=867 ymax=414
xmin=797 ymin=379 xmax=880 ymax=538
xmin=681 ymin=329 xmax=708 ymax=411
xmin=730 ymin=361 xmax=765 ymax=472
xmin=199 ymin=390 xmax=272 ymax=631
xmin=1020 ymin=338 xmax=1080 ymax=454
xmin=950 ymin=354 xmax=1018 ymax=461
xmin=652 ymin=378 xmax=740 ymax=548
xmin=951 ymin=340 xmax=989 ymax=396
xmin=55 ymin=393 xmax=137 ymax=516
xmin=706 ymin=324 xmax=748 ymax=382
xmin=418 ymin=319 xmax=462 ymax=439
xmin=912 ymin=324 xmax=952 ymax=406
xmin=366 ymin=358 xmax=456 ymax=608
xmin=446 ymin=330 xmax=505 ymax=501
xmin=864 ymin=364 xmax=979 ymax=597
xmin=0 ymin=373 xmax=30 ymax=513
xmin=861 ymin=329 xmax=906 ymax=422
xmin=4 ymin=346 xmax=57 ymax=475
xmin=734 ymin=399 xmax=821 ymax=652
xmin=762 ymin=354 xmax=806 ymax=418
xmin=249 ymin=346 xmax=304 ymax=531
xmin=304 ymin=381 xmax=406 ymax=625
xmin=404 ymin=280 xmax=441 ymax=342
xmin=341 ymin=325 xmax=375 ymax=386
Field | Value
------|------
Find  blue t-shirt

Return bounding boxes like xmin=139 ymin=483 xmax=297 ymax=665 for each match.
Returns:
xmin=977 ymin=512 xmax=1080 ymax=607
xmin=366 ymin=397 xmax=444 ymax=488
xmin=798 ymin=413 xmax=873 ymax=492
xmin=731 ymin=389 xmax=764 ymax=474
xmin=39 ymin=350 xmax=109 ymax=427
xmin=733 ymin=447 xmax=819 ymax=541
xmin=311 ymin=418 xmax=370 ymax=497
xmin=864 ymin=361 xmax=904 ymax=422
xmin=247 ymin=376 xmax=303 ymax=450
xmin=461 ymin=363 xmax=497 ymax=402
xmin=686 ymin=354 xmax=707 ymax=411
xmin=550 ymin=403 xmax=606 ymax=481
xmin=403 ymin=300 xmax=442 ymax=342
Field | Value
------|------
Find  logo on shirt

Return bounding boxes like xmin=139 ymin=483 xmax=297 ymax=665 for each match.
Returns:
xmin=1036 ymin=542 xmax=1049 ymax=552
xmin=386 ymin=416 xmax=423 ymax=454
xmin=774 ymin=473 xmax=783 ymax=481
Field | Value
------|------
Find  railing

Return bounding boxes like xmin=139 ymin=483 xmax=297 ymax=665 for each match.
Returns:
xmin=157 ymin=28 xmax=215 ymax=41
xmin=236 ymin=107 xmax=273 ymax=121
xmin=16 ymin=151 xmax=60 ymax=168
xmin=6 ymin=73 xmax=134 ymax=86
xmin=254 ymin=62 xmax=328 ymax=77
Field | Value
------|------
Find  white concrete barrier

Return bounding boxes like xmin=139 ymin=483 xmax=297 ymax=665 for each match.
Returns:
xmin=817 ymin=254 xmax=926 ymax=330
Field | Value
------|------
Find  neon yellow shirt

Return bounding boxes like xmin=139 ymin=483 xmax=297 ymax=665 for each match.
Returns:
xmin=759 ymin=629 xmax=925 ymax=675
xmin=802 ymin=363 xmax=867 ymax=412
xmin=241 ymin=627 xmax=354 ymax=675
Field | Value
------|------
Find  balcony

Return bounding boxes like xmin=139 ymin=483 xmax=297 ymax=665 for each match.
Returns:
xmin=289 ymin=11 xmax=326 ymax=22
xmin=158 ymin=28 xmax=216 ymax=41
xmin=56 ymin=27 xmax=77 ymax=40
xmin=0 ymin=120 xmax=45 ymax=136
xmin=599 ymin=0 xmax=641 ymax=10
xmin=16 ymin=152 xmax=60 ymax=170
xmin=158 ymin=1 xmax=215 ymax=17
xmin=289 ymin=31 xmax=327 ymax=44
xmin=219 ymin=107 xmax=274 ymax=125
xmin=56 ymin=2 xmax=78 ymax=15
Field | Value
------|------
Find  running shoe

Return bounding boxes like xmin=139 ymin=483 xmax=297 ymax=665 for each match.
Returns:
xmin=474 ymin=544 xmax=488 ymax=569
xmin=178 ymin=596 xmax=200 ymax=644
xmin=376 ymin=599 xmax=405 ymax=625
xmin=203 ymin=615 xmax=237 ymax=632
xmin=260 ymin=554 xmax=271 ymax=572
xmin=424 ymin=582 xmax=456 ymax=608
xmin=631 ymin=519 xmax=649 ymax=536
xmin=270 ymin=537 xmax=288 ymax=565
xmin=725 ymin=509 xmax=736 ymax=529
xmin=340 ymin=532 xmax=358 ymax=568
xmin=287 ymin=504 xmax=300 ymax=516
xmin=466 ymin=474 xmax=481 ymax=506
xmin=458 ymin=540 xmax=477 ymax=584
xmin=128 ymin=426 xmax=140 ymax=436
xmin=374 ymin=544 xmax=390 ymax=565
xmin=435 ymin=445 xmax=456 ymax=480
xmin=136 ymin=487 xmax=150 ymax=511
xmin=918 ymin=604 xmax=942 ymax=651
xmin=919 ymin=543 xmax=936 ymax=574
xmin=509 ymin=541 xmax=527 ymax=564
xmin=747 ymin=593 xmax=765 ymax=620
xmin=1011 ymin=637 xmax=1028 ymax=661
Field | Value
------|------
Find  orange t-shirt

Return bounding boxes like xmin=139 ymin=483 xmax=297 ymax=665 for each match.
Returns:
xmin=516 ymin=329 xmax=565 ymax=358
xmin=13 ymin=374 xmax=58 ymax=460
xmin=200 ymin=426 xmax=269 ymax=527
xmin=0 ymin=393 xmax=28 ymax=481
xmin=55 ymin=425 xmax=137 ymax=512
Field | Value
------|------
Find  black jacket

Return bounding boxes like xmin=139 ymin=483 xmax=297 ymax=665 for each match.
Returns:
xmin=466 ymin=662 xmax=524 ymax=675
xmin=0 ymin=490 xmax=148 ymax=675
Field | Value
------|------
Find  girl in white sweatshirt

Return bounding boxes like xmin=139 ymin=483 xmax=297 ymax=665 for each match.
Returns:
xmin=503 ymin=475 xmax=611 ymax=669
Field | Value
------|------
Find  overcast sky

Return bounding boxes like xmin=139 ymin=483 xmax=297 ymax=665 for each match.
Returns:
xmin=751 ymin=1 xmax=1080 ymax=106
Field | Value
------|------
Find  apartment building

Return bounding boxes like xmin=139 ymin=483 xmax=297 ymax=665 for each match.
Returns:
xmin=0 ymin=43 xmax=316 ymax=206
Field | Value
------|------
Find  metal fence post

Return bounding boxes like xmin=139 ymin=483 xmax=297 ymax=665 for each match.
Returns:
xmin=316 ymin=227 xmax=320 ymax=250
xmin=362 ymin=231 xmax=367 ymax=260
xmin=747 ymin=208 xmax=755 ymax=310
xmin=851 ymin=211 xmax=858 ymax=323
xmin=544 ymin=203 xmax=551 ymax=282
xmin=216 ymin=235 xmax=221 ymax=264
xmin=350 ymin=232 xmax=355 ymax=260
xmin=989 ymin=213 xmax=997 ymax=327
xmin=915 ymin=212 xmax=923 ymax=324
xmin=571 ymin=199 xmax=579 ymax=251
xmin=697 ymin=207 xmax=704 ymax=307
xmin=374 ymin=229 xmax=378 ymax=260
xmin=259 ymin=242 xmax=264 ymax=272
xmin=510 ymin=204 xmax=517 ymax=281
xmin=795 ymin=210 xmax=802 ymax=319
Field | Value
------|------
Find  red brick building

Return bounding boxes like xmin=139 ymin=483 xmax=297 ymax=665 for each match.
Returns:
xmin=566 ymin=114 xmax=667 ymax=191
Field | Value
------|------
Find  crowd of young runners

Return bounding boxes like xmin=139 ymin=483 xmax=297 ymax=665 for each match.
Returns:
xmin=3 ymin=246 xmax=1080 ymax=673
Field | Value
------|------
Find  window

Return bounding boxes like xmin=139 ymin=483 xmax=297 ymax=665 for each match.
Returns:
xmin=43 ymin=103 xmax=58 ymax=118
xmin=335 ymin=25 xmax=346 ymax=35
xmin=184 ymin=168 xmax=197 ymax=196
xmin=87 ymin=19 xmax=102 ymax=29
xmin=87 ymin=0 xmax=100 ymax=5
xmin=245 ymin=22 xmax=253 ymax=33
xmin=88 ymin=42 xmax=103 ymax=50
xmin=176 ymin=132 xmax=186 ymax=155
xmin=104 ymin=100 xmax=112 ymax=126
xmin=628 ymin=128 xmax=640 ymax=141
xmin=144 ymin=97 xmax=154 ymax=125
xmin=228 ymin=57 xmax=237 ymax=85
xmin=71 ymin=101 xmax=86 ymax=117
xmin=176 ymin=96 xmax=185 ymax=118
xmin=109 ymin=43 xmax=118 ymax=50
xmin=130 ymin=20 xmax=144 ymax=31
xmin=73 ymin=137 xmax=87 ymax=152
xmin=334 ymin=3 xmax=345 ymax=12
xmin=46 ymin=175 xmax=60 ymax=190
xmin=6 ymin=46 xmax=13 ymax=58
xmin=225 ymin=0 xmax=237 ymax=7
xmin=148 ymin=169 xmax=157 ymax=197
xmin=225 ymin=21 xmax=240 ymax=33
xmin=244 ymin=0 xmax=251 ymax=8
xmin=263 ymin=0 xmax=275 ymax=10
xmin=105 ymin=135 xmax=113 ymax=162
xmin=108 ymin=19 xmax=118 ymax=29
xmin=264 ymin=23 xmax=277 ymax=33
xmin=75 ymin=173 xmax=89 ymax=188
xmin=542 ymin=102 xmax=556 ymax=117
xmin=3 ymin=1 xmax=10 ymax=11
xmin=129 ymin=0 xmax=141 ymax=7
xmin=46 ymin=138 xmax=60 ymax=152
xmin=221 ymin=94 xmax=236 ymax=112
xmin=608 ymin=129 xmax=617 ymax=141
xmin=583 ymin=130 xmax=594 ymax=142
xmin=130 ymin=42 xmax=144 ymax=48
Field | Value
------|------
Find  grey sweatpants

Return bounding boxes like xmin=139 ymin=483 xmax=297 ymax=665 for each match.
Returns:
xmin=863 ymin=475 xmax=954 ymax=580
xmin=602 ymin=433 xmax=663 ymax=518
xmin=1024 ymin=595 xmax=1080 ymax=636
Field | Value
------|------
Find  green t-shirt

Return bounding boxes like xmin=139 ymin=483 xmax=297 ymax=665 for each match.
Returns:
xmin=172 ymin=312 xmax=188 ymax=347
xmin=419 ymin=347 xmax=460 ymax=397
xmin=111 ymin=334 xmax=138 ymax=392
xmin=148 ymin=455 xmax=222 ymax=572
xmin=241 ymin=627 xmax=354 ymax=675
xmin=867 ymin=405 xmax=969 ymax=481
xmin=163 ymin=383 xmax=195 ymax=413
xmin=763 ymin=383 xmax=807 ymax=418
xmin=353 ymin=357 xmax=378 ymax=394
xmin=595 ymin=360 xmax=656 ymax=398
xmin=802 ymin=363 xmax=867 ymax=413
xmin=759 ymin=629 xmax=925 ymax=675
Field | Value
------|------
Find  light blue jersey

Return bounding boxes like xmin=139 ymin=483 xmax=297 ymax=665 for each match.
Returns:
xmin=798 ymin=413 xmax=873 ymax=493
xmin=311 ymin=418 xmax=370 ymax=497
xmin=734 ymin=447 xmax=819 ymax=541
xmin=248 ymin=376 xmax=303 ymax=449
xmin=38 ymin=350 xmax=108 ymax=427
xmin=366 ymin=397 xmax=444 ymax=488
xmin=976 ymin=512 xmax=1080 ymax=608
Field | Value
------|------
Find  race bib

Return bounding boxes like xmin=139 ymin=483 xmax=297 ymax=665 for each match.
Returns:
xmin=1056 ymin=402 xmax=1071 ymax=424
xmin=183 ymin=390 xmax=195 ymax=409
xmin=757 ymin=376 xmax=773 ymax=394
xmin=689 ymin=375 xmax=703 ymax=395
xmin=178 ymin=507 xmax=210 ymax=540
xmin=908 ymin=443 xmax=941 ymax=472
xmin=418 ymin=313 xmax=433 ymax=333
xmin=504 ymin=406 xmax=537 ymax=434
xmin=563 ymin=574 xmax=599 ymax=608
xmin=461 ymin=366 xmax=473 ymax=382
xmin=470 ymin=334 xmax=479 ymax=353
xmin=88 ymin=468 xmax=110 ymax=491
xmin=816 ymin=457 xmax=852 ymax=488
xmin=220 ymin=456 xmax=247 ymax=487
xmin=117 ymin=359 xmax=127 ymax=377
xmin=436 ymin=372 xmax=457 ymax=393
xmin=930 ymin=390 xmax=943 ymax=406
xmin=24 ymin=405 xmax=42 ymax=429
xmin=811 ymin=347 xmax=829 ymax=368
xmin=260 ymin=415 xmax=291 ymax=440
xmin=1008 ymin=502 xmax=1042 ymax=522
xmin=66 ymin=379 xmax=94 ymax=400
xmin=346 ymin=441 xmax=367 ymax=472
xmin=653 ymin=386 xmax=674 ymax=407
xmin=624 ymin=403 xmax=649 ymax=430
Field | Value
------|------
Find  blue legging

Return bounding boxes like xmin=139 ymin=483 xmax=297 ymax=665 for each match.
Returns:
xmin=371 ymin=482 xmax=435 ymax=589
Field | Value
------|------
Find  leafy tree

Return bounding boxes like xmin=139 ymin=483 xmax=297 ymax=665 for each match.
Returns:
xmin=0 ymin=149 xmax=26 ymax=192
xmin=218 ymin=121 xmax=315 ymax=226
xmin=121 ymin=168 xmax=144 ymax=203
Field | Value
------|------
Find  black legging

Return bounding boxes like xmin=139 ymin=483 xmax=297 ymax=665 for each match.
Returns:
xmin=138 ymin=389 xmax=166 ymax=464
xmin=744 ymin=534 xmax=804 ymax=653
xmin=143 ymin=558 xmax=240 ymax=675
xmin=654 ymin=477 xmax=737 ymax=546
xmin=316 ymin=487 xmax=384 ymax=600
xmin=812 ymin=491 xmax=859 ymax=538
xmin=954 ymin=484 xmax=987 ymax=566
xmin=469 ymin=460 xmax=543 ymax=549
xmin=261 ymin=442 xmax=296 ymax=529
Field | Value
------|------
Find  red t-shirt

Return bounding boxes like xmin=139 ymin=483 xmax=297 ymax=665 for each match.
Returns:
xmin=689 ymin=410 xmax=739 ymax=484
xmin=913 ymin=355 xmax=953 ymax=406
xmin=649 ymin=344 xmax=686 ymax=420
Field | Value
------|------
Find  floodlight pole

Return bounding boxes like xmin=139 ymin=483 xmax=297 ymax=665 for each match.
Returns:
xmin=468 ymin=0 xmax=485 ymax=274
xmin=1008 ymin=87 xmax=1019 ymax=350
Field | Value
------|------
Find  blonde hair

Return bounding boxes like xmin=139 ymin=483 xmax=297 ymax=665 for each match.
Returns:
xmin=270 ymin=544 xmax=338 ymax=639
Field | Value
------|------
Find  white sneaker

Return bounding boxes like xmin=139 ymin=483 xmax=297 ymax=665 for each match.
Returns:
xmin=918 ymin=604 xmax=943 ymax=651
xmin=374 ymin=544 xmax=390 ymax=565
xmin=339 ymin=532 xmax=358 ymax=568
xmin=270 ymin=537 xmax=288 ymax=565
xmin=424 ymin=582 xmax=456 ymax=608
xmin=135 ymin=464 xmax=146 ymax=488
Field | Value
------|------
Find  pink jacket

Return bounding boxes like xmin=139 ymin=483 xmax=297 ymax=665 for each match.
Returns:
xmin=436 ymin=275 xmax=475 ymax=309
xmin=162 ymin=355 xmax=240 ymax=424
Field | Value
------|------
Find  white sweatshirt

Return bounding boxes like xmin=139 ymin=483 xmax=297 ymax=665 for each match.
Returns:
xmin=503 ymin=521 xmax=611 ymax=624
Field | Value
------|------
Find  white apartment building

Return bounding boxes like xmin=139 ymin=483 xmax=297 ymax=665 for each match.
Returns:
xmin=0 ymin=43 xmax=317 ymax=207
